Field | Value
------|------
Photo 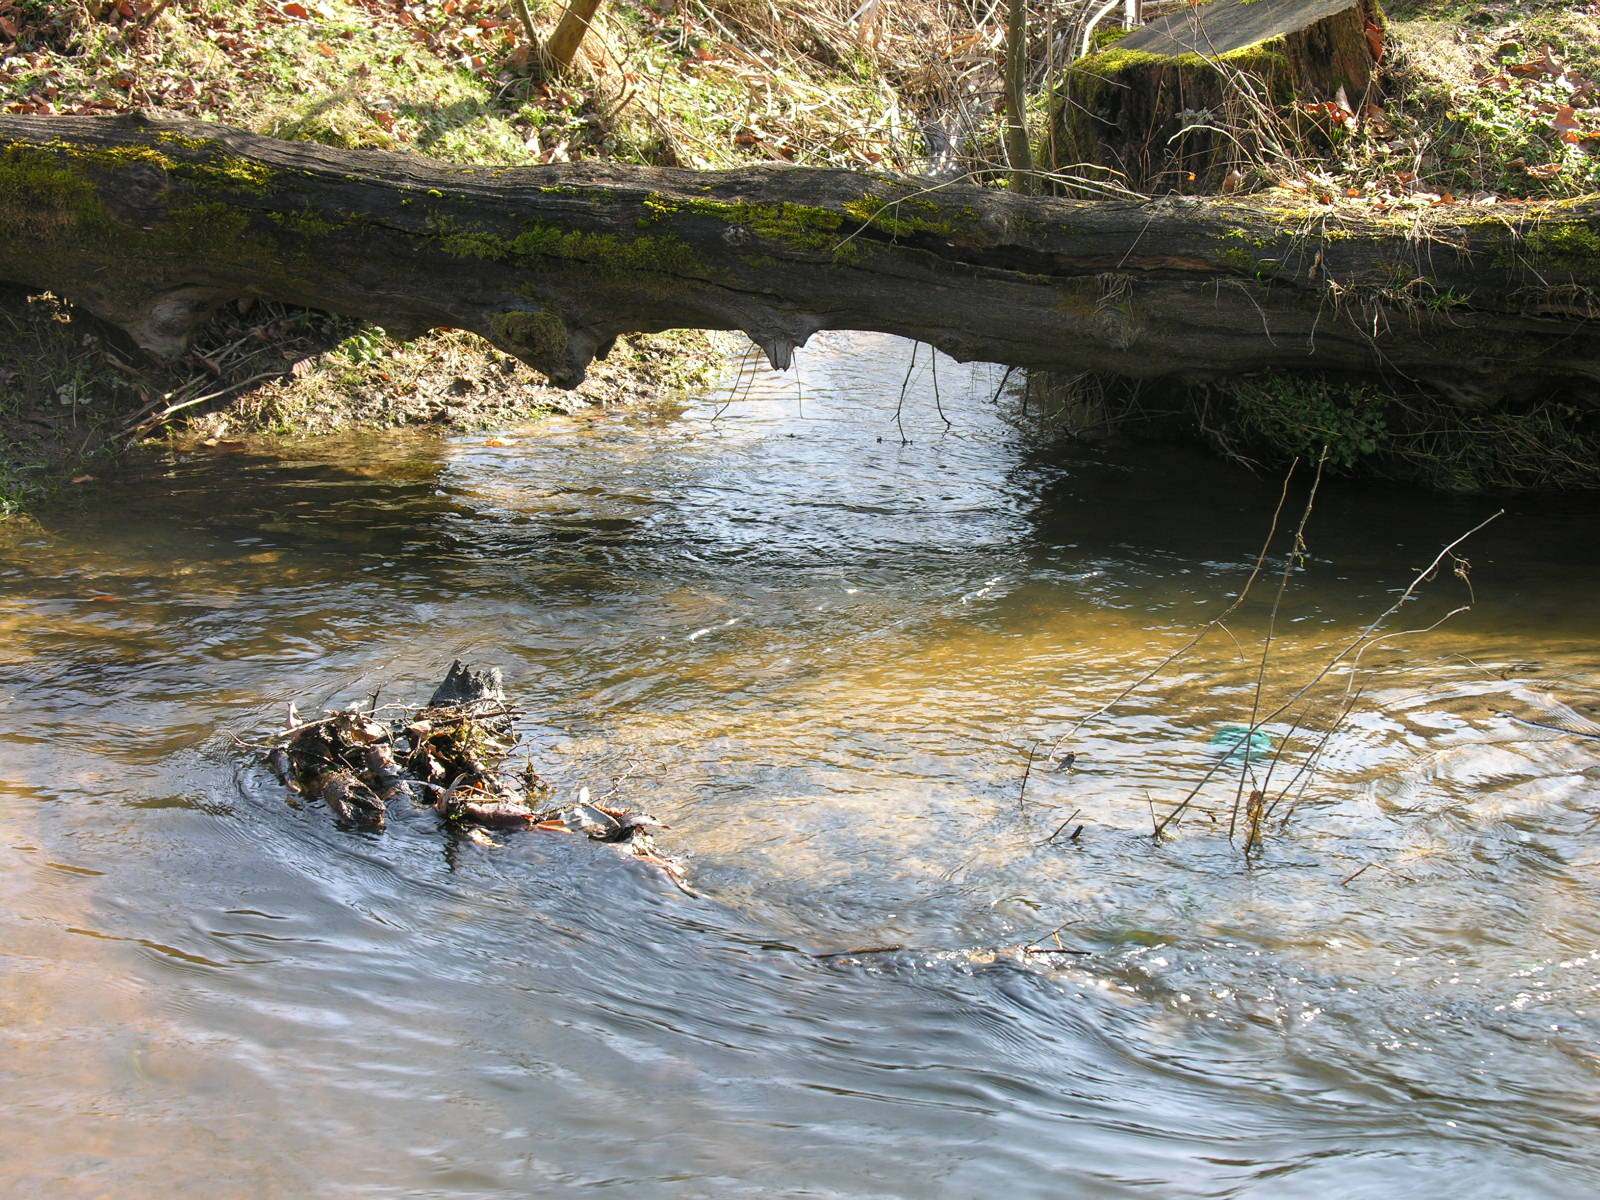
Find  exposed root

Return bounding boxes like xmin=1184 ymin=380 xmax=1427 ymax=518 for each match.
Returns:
xmin=258 ymin=660 xmax=695 ymax=895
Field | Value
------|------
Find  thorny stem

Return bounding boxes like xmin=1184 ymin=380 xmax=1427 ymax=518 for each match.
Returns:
xmin=1019 ymin=740 xmax=1037 ymax=812
xmin=1266 ymin=606 xmax=1470 ymax=827
xmin=1247 ymin=511 xmax=1502 ymax=734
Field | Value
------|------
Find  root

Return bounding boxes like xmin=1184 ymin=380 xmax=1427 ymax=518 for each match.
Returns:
xmin=257 ymin=660 xmax=694 ymax=895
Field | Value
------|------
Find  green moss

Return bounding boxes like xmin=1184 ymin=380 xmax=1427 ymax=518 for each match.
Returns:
xmin=184 ymin=150 xmax=275 ymax=193
xmin=1066 ymin=38 xmax=1289 ymax=80
xmin=0 ymin=145 xmax=112 ymax=240
xmin=432 ymin=214 xmax=701 ymax=276
xmin=433 ymin=221 xmax=509 ymax=260
xmin=489 ymin=309 xmax=569 ymax=363
xmin=1074 ymin=47 xmax=1169 ymax=76
xmin=1219 ymin=246 xmax=1255 ymax=272
xmin=1046 ymin=35 xmax=1293 ymax=177
xmin=840 ymin=194 xmax=964 ymax=239
xmin=508 ymin=224 xmax=700 ymax=274
xmin=644 ymin=193 xmax=850 ymax=252
xmin=151 ymin=131 xmax=215 ymax=152
xmin=1518 ymin=222 xmax=1600 ymax=271
xmin=268 ymin=209 xmax=342 ymax=237
xmin=642 ymin=187 xmax=969 ymax=254
xmin=60 ymin=138 xmax=272 ymax=193
xmin=1087 ymin=24 xmax=1133 ymax=52
xmin=0 ymin=140 xmax=289 ymax=270
xmin=1212 ymin=226 xmax=1283 ymax=276
xmin=0 ymin=137 xmax=273 ymax=236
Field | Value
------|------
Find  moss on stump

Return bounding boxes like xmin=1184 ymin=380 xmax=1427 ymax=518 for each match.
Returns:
xmin=1044 ymin=0 xmax=1384 ymax=194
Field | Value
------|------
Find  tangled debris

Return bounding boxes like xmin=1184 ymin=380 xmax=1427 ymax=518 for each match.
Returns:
xmin=260 ymin=661 xmax=694 ymax=895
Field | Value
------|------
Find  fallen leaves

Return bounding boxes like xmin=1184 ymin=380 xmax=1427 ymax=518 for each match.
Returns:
xmin=1364 ymin=19 xmax=1384 ymax=64
xmin=1552 ymin=103 xmax=1600 ymax=145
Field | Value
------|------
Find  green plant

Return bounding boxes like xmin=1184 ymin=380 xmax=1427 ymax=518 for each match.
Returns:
xmin=1221 ymin=374 xmax=1388 ymax=472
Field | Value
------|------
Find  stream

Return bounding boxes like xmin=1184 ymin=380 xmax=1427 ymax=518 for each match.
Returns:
xmin=3 ymin=332 xmax=1598 ymax=1197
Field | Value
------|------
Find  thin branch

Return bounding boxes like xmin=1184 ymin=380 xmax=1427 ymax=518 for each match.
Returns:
xmin=1050 ymin=460 xmax=1299 ymax=761
xmin=1231 ymin=452 xmax=1325 ymax=840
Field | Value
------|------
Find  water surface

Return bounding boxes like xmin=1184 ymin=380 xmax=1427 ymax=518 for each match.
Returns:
xmin=3 ymin=333 xmax=1598 ymax=1197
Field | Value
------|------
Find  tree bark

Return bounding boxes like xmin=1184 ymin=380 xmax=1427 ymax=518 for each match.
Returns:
xmin=1002 ymin=0 xmax=1035 ymax=195
xmin=546 ymin=0 xmax=604 ymax=73
xmin=1 ymin=113 xmax=1596 ymax=402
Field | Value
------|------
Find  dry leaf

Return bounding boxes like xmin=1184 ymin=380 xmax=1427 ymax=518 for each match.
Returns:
xmin=1508 ymin=52 xmax=1559 ymax=79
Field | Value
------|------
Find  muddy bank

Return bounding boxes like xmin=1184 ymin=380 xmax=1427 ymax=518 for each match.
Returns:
xmin=0 ymin=286 xmax=725 ymax=514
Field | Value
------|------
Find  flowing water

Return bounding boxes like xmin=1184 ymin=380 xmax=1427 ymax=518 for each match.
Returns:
xmin=3 ymin=333 xmax=1599 ymax=1198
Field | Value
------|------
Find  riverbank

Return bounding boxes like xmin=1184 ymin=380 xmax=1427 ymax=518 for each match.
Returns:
xmin=0 ymin=0 xmax=945 ymax=512
xmin=1035 ymin=0 xmax=1600 ymax=490
xmin=3 ymin=1 xmax=1597 ymax=509
xmin=0 ymin=284 xmax=727 ymax=513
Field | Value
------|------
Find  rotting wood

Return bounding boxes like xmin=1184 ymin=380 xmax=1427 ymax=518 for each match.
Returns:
xmin=2 ymin=112 xmax=1598 ymax=404
xmin=1047 ymin=0 xmax=1385 ymax=192
xmin=262 ymin=661 xmax=695 ymax=894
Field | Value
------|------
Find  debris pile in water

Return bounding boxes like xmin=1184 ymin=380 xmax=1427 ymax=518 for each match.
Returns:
xmin=262 ymin=661 xmax=694 ymax=894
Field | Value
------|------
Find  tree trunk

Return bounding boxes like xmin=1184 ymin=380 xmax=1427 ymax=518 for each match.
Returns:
xmin=1002 ymin=0 xmax=1035 ymax=195
xmin=1 ymin=113 xmax=1596 ymax=404
xmin=546 ymin=0 xmax=604 ymax=73
xmin=1047 ymin=0 xmax=1383 ymax=193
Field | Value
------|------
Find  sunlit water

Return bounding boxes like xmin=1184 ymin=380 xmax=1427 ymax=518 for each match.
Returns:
xmin=3 ymin=333 xmax=1598 ymax=1198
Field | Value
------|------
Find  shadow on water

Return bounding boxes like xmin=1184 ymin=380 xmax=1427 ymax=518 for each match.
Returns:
xmin=3 ymin=333 xmax=1599 ymax=1197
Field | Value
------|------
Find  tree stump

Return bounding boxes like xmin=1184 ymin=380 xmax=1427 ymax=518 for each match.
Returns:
xmin=1045 ymin=0 xmax=1385 ymax=194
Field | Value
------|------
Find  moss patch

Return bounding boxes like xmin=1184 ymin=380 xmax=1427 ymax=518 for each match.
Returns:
xmin=489 ymin=308 xmax=569 ymax=363
xmin=430 ymin=213 xmax=702 ymax=276
xmin=645 ymin=194 xmax=846 ymax=252
xmin=1517 ymin=222 xmax=1600 ymax=271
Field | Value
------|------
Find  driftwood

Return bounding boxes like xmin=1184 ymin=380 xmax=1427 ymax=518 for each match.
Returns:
xmin=2 ymin=113 xmax=1598 ymax=402
xmin=263 ymin=661 xmax=694 ymax=893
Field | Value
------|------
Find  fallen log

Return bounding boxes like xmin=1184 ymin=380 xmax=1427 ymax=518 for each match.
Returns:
xmin=2 ymin=113 xmax=1597 ymax=402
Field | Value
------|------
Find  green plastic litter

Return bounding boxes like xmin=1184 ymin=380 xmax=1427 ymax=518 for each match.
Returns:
xmin=1209 ymin=725 xmax=1274 ymax=759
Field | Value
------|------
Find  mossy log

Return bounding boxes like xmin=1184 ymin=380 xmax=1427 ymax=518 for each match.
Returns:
xmin=1 ymin=112 xmax=1598 ymax=403
xmin=1048 ymin=0 xmax=1384 ymax=193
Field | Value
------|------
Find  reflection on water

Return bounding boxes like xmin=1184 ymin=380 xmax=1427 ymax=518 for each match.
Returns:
xmin=2 ymin=332 xmax=1599 ymax=1197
